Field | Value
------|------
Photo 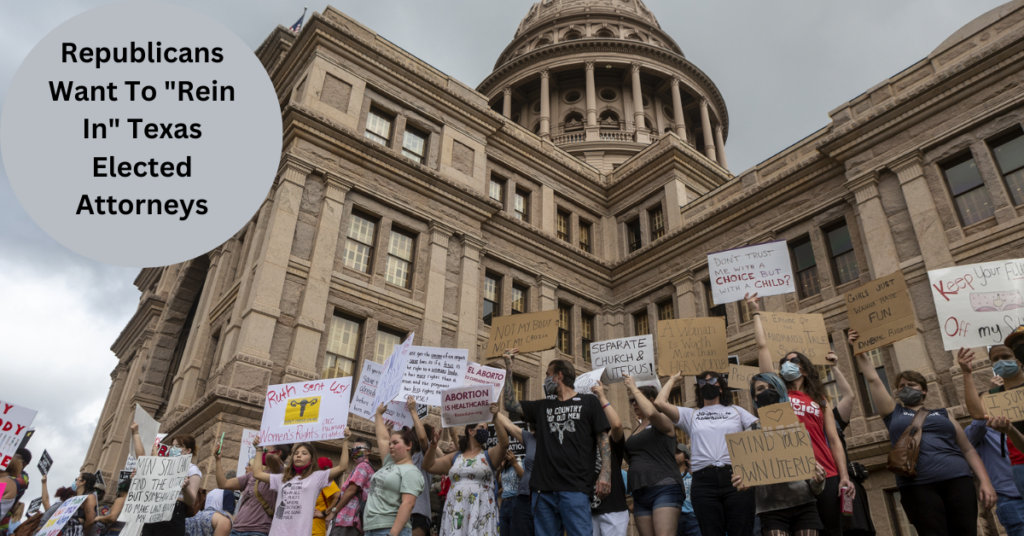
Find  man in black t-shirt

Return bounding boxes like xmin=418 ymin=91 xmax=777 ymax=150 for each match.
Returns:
xmin=503 ymin=349 xmax=611 ymax=536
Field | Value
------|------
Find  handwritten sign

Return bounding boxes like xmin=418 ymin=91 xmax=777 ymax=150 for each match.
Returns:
xmin=463 ymin=362 xmax=507 ymax=403
xmin=928 ymin=259 xmax=1024 ymax=350
xmin=236 ymin=429 xmax=260 ymax=478
xmin=728 ymin=364 xmax=760 ymax=389
xmin=0 ymin=400 xmax=36 ymax=470
xmin=657 ymin=318 xmax=728 ymax=376
xmin=726 ymin=423 xmax=817 ymax=486
xmin=484 ymin=310 xmax=560 ymax=357
xmin=374 ymin=333 xmax=415 ymax=409
xmin=28 ymin=497 xmax=42 ymax=515
xmin=590 ymin=335 xmax=656 ymax=383
xmin=260 ymin=377 xmax=352 ymax=445
xmin=635 ymin=378 xmax=663 ymax=390
xmin=846 ymin=271 xmax=916 ymax=354
xmin=398 ymin=347 xmax=468 ymax=406
xmin=757 ymin=402 xmax=799 ymax=429
xmin=36 ymin=495 xmax=88 ymax=536
xmin=573 ymin=368 xmax=606 ymax=394
xmin=118 ymin=471 xmax=132 ymax=488
xmin=383 ymin=401 xmax=428 ymax=430
xmin=760 ymin=312 xmax=831 ymax=365
xmin=37 ymin=450 xmax=53 ymax=475
xmin=118 ymin=455 xmax=192 ymax=523
xmin=983 ymin=389 xmax=1024 ymax=421
xmin=441 ymin=385 xmax=494 ymax=427
xmin=351 ymin=360 xmax=384 ymax=421
xmin=707 ymin=241 xmax=795 ymax=305
xmin=130 ymin=405 xmax=160 ymax=459
xmin=95 ymin=469 xmax=105 ymax=488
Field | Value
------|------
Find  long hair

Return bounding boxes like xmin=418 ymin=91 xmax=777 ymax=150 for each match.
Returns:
xmin=693 ymin=371 xmax=733 ymax=408
xmin=458 ymin=424 xmax=480 ymax=452
xmin=55 ymin=487 xmax=77 ymax=501
xmin=282 ymin=443 xmax=318 ymax=482
xmin=79 ymin=473 xmax=96 ymax=494
xmin=750 ymin=372 xmax=789 ymax=411
xmin=780 ymin=352 xmax=827 ymax=404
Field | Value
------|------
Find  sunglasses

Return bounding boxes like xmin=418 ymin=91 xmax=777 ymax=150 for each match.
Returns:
xmin=628 ymin=399 xmax=638 ymax=404
xmin=783 ymin=356 xmax=801 ymax=364
xmin=697 ymin=377 xmax=719 ymax=387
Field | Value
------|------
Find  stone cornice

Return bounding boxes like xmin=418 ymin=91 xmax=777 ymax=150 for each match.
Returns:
xmin=889 ymin=150 xmax=926 ymax=184
xmin=845 ymin=170 xmax=881 ymax=205
xmin=110 ymin=294 xmax=166 ymax=358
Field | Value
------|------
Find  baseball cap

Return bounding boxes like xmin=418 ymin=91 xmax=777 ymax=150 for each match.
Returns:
xmin=1005 ymin=325 xmax=1024 ymax=348
xmin=676 ymin=444 xmax=691 ymax=458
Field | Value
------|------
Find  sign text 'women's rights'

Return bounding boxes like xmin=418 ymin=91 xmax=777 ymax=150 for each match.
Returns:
xmin=259 ymin=377 xmax=352 ymax=445
xmin=707 ymin=241 xmax=795 ymax=305
xmin=928 ymin=258 xmax=1024 ymax=350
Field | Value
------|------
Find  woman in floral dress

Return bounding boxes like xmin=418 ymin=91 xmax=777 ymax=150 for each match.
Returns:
xmin=424 ymin=403 xmax=508 ymax=536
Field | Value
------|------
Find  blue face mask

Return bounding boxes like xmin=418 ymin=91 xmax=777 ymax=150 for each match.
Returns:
xmin=994 ymin=359 xmax=1020 ymax=379
xmin=168 ymin=446 xmax=182 ymax=457
xmin=780 ymin=362 xmax=802 ymax=381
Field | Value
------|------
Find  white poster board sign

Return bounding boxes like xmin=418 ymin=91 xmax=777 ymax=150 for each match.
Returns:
xmin=351 ymin=360 xmax=384 ymax=421
xmin=260 ymin=377 xmax=352 ymax=445
xmin=397 ymin=346 xmax=469 ymax=406
xmin=573 ymin=368 xmax=606 ymax=394
xmin=373 ymin=334 xmax=415 ymax=409
xmin=236 ymin=429 xmax=261 ymax=478
xmin=130 ymin=405 xmax=160 ymax=459
xmin=0 ymin=400 xmax=37 ymax=470
xmin=383 ymin=401 xmax=429 ymax=430
xmin=441 ymin=385 xmax=494 ymax=427
xmin=463 ymin=362 xmax=506 ymax=403
xmin=589 ymin=335 xmax=656 ymax=383
xmin=35 ymin=495 xmax=88 ymax=536
xmin=119 ymin=455 xmax=193 ymax=523
xmin=928 ymin=259 xmax=1024 ymax=350
xmin=707 ymin=240 xmax=795 ymax=305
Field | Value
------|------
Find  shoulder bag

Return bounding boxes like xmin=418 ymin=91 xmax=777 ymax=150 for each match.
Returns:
xmin=886 ymin=409 xmax=929 ymax=477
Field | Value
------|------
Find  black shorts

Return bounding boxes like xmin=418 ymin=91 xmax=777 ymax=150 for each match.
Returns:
xmin=410 ymin=513 xmax=431 ymax=533
xmin=759 ymin=501 xmax=824 ymax=533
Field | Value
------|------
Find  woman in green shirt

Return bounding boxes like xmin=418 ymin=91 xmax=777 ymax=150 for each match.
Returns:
xmin=363 ymin=404 xmax=425 ymax=536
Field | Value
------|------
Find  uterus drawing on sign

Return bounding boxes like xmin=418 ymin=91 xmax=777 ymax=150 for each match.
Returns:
xmin=970 ymin=291 xmax=1024 ymax=312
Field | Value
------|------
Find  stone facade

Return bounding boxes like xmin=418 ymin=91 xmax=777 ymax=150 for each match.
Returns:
xmin=82 ymin=1 xmax=1024 ymax=534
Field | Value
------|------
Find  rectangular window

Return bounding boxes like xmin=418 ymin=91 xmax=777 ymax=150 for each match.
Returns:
xmin=990 ymin=130 xmax=1024 ymax=206
xmin=483 ymin=274 xmax=500 ymax=326
xmin=343 ymin=212 xmax=377 ymax=273
xmin=374 ymin=329 xmax=404 ymax=363
xmin=582 ymin=313 xmax=595 ymax=364
xmin=634 ymin=311 xmax=650 ymax=336
xmin=515 ymin=189 xmax=530 ymax=222
xmin=384 ymin=228 xmax=416 ymax=288
xmin=819 ymin=365 xmax=838 ymax=406
xmin=557 ymin=210 xmax=570 ymax=242
xmin=558 ymin=303 xmax=572 ymax=355
xmin=650 ymin=207 xmax=665 ymax=241
xmin=825 ymin=222 xmax=860 ymax=286
xmin=323 ymin=314 xmax=360 ymax=379
xmin=490 ymin=177 xmax=506 ymax=205
xmin=943 ymin=154 xmax=995 ymax=226
xmin=401 ymin=126 xmax=427 ymax=163
xmin=364 ymin=108 xmax=393 ymax=146
xmin=857 ymin=347 xmax=891 ymax=416
xmin=511 ymin=283 xmax=528 ymax=314
xmin=705 ymin=280 xmax=728 ymax=327
xmin=657 ymin=300 xmax=674 ymax=321
xmin=791 ymin=237 xmax=820 ymax=298
xmin=513 ymin=376 xmax=528 ymax=402
xmin=627 ymin=218 xmax=642 ymax=253
xmin=579 ymin=220 xmax=592 ymax=253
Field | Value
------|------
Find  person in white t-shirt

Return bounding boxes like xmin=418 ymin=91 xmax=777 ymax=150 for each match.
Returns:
xmin=654 ymin=371 xmax=757 ymax=536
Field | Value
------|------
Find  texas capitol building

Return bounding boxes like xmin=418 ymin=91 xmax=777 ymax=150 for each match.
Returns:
xmin=82 ymin=1 xmax=1024 ymax=534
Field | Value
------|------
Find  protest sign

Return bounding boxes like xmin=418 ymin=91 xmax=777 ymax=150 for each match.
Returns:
xmin=441 ymin=385 xmax=494 ymax=427
xmin=37 ymin=450 xmax=53 ymax=475
xmin=590 ymin=335 xmax=656 ymax=383
xmin=351 ymin=360 xmax=384 ymax=421
xmin=0 ymin=400 xmax=36 ymax=471
xmin=18 ymin=428 xmax=34 ymax=451
xmin=36 ymin=495 xmax=88 ymax=536
xmin=260 ymin=376 xmax=352 ymax=445
xmin=508 ymin=422 xmax=527 ymax=457
xmin=236 ymin=429 xmax=261 ymax=478
xmin=130 ymin=405 xmax=160 ymax=459
xmin=657 ymin=318 xmax=728 ymax=376
xmin=95 ymin=470 xmax=105 ymax=488
xmin=573 ymin=368 xmax=606 ymax=394
xmin=383 ymin=401 xmax=429 ymax=429
xmin=463 ymin=362 xmax=507 ymax=402
xmin=397 ymin=347 xmax=468 ymax=406
xmin=484 ymin=310 xmax=560 ymax=357
xmin=757 ymin=402 xmax=800 ymax=429
xmin=124 ymin=455 xmax=137 ymax=473
xmin=726 ymin=423 xmax=817 ymax=486
xmin=373 ymin=333 xmax=415 ymax=409
xmin=28 ymin=497 xmax=42 ymax=515
xmin=728 ymin=364 xmax=760 ymax=389
xmin=707 ymin=241 xmax=795 ymax=305
xmin=119 ymin=455 xmax=193 ymax=524
xmin=759 ymin=312 xmax=831 ymax=365
xmin=983 ymin=389 xmax=1024 ymax=421
xmin=119 ymin=471 xmax=133 ymax=487
xmin=636 ymin=378 xmax=662 ymax=390
xmin=928 ymin=259 xmax=1024 ymax=350
xmin=846 ymin=271 xmax=916 ymax=354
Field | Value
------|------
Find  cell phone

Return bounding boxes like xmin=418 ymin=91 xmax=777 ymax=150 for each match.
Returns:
xmin=217 ymin=432 xmax=225 ymax=454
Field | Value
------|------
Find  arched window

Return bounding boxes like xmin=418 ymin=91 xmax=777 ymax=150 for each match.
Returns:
xmin=564 ymin=111 xmax=585 ymax=130
xmin=644 ymin=117 xmax=655 ymax=131
xmin=626 ymin=33 xmax=643 ymax=42
xmin=535 ymin=38 xmax=552 ymax=49
xmin=596 ymin=28 xmax=615 ymax=38
xmin=564 ymin=30 xmax=582 ymax=41
xmin=599 ymin=110 xmax=620 ymax=127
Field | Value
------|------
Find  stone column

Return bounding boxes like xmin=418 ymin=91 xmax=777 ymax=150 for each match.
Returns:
xmin=670 ymin=78 xmax=687 ymax=142
xmin=714 ymin=124 xmax=728 ymax=169
xmin=700 ymin=99 xmax=716 ymax=162
xmin=502 ymin=87 xmax=512 ymax=118
xmin=456 ymin=235 xmax=486 ymax=360
xmin=631 ymin=63 xmax=649 ymax=143
xmin=421 ymin=222 xmax=454 ymax=346
xmin=539 ymin=71 xmax=551 ymax=139
xmin=538 ymin=275 xmax=560 ymax=374
xmin=672 ymin=271 xmax=697 ymax=319
xmin=664 ymin=178 xmax=688 ymax=231
xmin=585 ymin=61 xmax=599 ymax=142
xmin=284 ymin=173 xmax=352 ymax=383
xmin=890 ymin=151 xmax=954 ymax=269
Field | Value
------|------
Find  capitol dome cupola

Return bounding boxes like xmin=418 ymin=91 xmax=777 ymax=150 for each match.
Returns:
xmin=477 ymin=0 xmax=730 ymax=172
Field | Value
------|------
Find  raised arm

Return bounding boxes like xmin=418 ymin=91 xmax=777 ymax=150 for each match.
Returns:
xmin=591 ymin=381 xmax=623 ymax=442
xmin=374 ymin=404 xmax=391 ymax=455
xmin=213 ymin=449 xmax=241 ymax=490
xmin=250 ymin=437 xmax=270 ymax=483
xmin=746 ymin=293 xmax=774 ymax=373
xmin=502 ymin=349 xmax=522 ymax=415
xmin=129 ymin=422 xmax=145 ymax=460
xmin=408 ymin=396 xmax=430 ymax=452
xmin=825 ymin=352 xmax=855 ymax=423
xmin=487 ymin=403 xmax=510 ymax=465
xmin=495 ymin=412 xmax=524 ymax=444
xmin=328 ymin=436 xmax=350 ymax=480
xmin=849 ymin=330 xmax=895 ymax=418
xmin=595 ymin=431 xmax=611 ymax=499
xmin=624 ymin=375 xmax=674 ymax=435
xmin=423 ymin=428 xmax=457 ymax=475
xmin=958 ymin=348 xmax=988 ymax=420
xmin=41 ymin=475 xmax=50 ymax=511
xmin=653 ymin=372 xmax=682 ymax=424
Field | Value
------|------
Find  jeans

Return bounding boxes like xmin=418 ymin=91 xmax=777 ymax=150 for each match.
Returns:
xmin=676 ymin=513 xmax=701 ymax=536
xmin=997 ymin=494 xmax=1024 ymax=536
xmin=364 ymin=529 xmax=410 ymax=536
xmin=690 ymin=466 xmax=755 ymax=536
xmin=512 ymin=494 xmax=535 ymax=536
xmin=499 ymin=497 xmax=515 ymax=536
xmin=532 ymin=491 xmax=592 ymax=536
xmin=1014 ymin=465 xmax=1024 ymax=499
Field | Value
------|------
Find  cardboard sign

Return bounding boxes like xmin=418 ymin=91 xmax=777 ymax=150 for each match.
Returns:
xmin=36 ymin=495 xmax=88 ymax=536
xmin=397 ymin=346 xmax=469 ymax=406
xmin=760 ymin=312 xmax=831 ymax=365
xmin=119 ymin=455 xmax=193 ymax=523
xmin=484 ymin=310 xmax=560 ymax=357
xmin=28 ymin=497 xmax=42 ymax=515
xmin=757 ymin=402 xmax=800 ymax=429
xmin=728 ymin=364 xmax=760 ymax=389
xmin=983 ymin=389 xmax=1024 ymax=421
xmin=441 ymin=385 xmax=494 ymax=427
xmin=463 ymin=362 xmax=507 ymax=403
xmin=726 ymin=423 xmax=817 ymax=487
xmin=0 ymin=400 xmax=37 ymax=471
xmin=590 ymin=335 xmax=656 ymax=383
xmin=573 ymin=368 xmax=606 ymax=394
xmin=130 ymin=405 xmax=160 ymax=459
xmin=260 ymin=377 xmax=352 ymax=445
xmin=382 ymin=401 xmax=428 ymax=430
xmin=236 ymin=429 xmax=261 ymax=478
xmin=707 ymin=240 xmax=795 ymax=305
xmin=351 ymin=360 xmax=384 ymax=421
xmin=846 ymin=271 xmax=916 ymax=354
xmin=656 ymin=318 xmax=729 ymax=376
xmin=928 ymin=259 xmax=1024 ymax=350
xmin=373 ymin=333 xmax=415 ymax=409
xmin=37 ymin=450 xmax=53 ymax=475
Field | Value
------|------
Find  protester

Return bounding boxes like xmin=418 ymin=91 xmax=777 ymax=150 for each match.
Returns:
xmin=214 ymin=443 xmax=289 ymax=536
xmin=971 ymin=327 xmax=1024 ymax=496
xmin=250 ymin=437 xmax=349 ymax=536
xmin=408 ymin=397 xmax=441 ymax=536
xmin=502 ymin=349 xmax=611 ymax=536
xmin=6 ymin=504 xmax=23 ymax=533
xmin=93 ymin=478 xmax=130 ymax=536
xmin=312 ymin=458 xmax=341 ymax=536
xmin=850 ymin=330 xmax=996 ymax=535
xmin=61 ymin=473 xmax=98 ymax=536
xmin=590 ymin=381 xmax=627 ymax=536
xmin=424 ymin=402 xmax=508 ymax=536
xmin=329 ymin=439 xmax=375 ymax=536
xmin=748 ymin=293 xmax=853 ymax=536
xmin=40 ymin=477 xmax=77 ymax=525
xmin=185 ymin=485 xmax=234 ymax=536
xmin=493 ymin=412 xmax=536 ymax=536
xmin=131 ymin=423 xmax=201 ymax=536
xmin=361 ymin=404 xmax=424 ymax=536
xmin=497 ymin=451 xmax=522 ymax=536
xmin=0 ymin=450 xmax=29 ymax=536
xmin=622 ymin=375 xmax=682 ymax=536
xmin=822 ymin=353 xmax=874 ymax=536
xmin=674 ymin=445 xmax=699 ymax=536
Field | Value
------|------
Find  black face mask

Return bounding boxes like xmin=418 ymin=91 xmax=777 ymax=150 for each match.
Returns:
xmin=756 ymin=388 xmax=781 ymax=407
xmin=700 ymin=384 xmax=721 ymax=401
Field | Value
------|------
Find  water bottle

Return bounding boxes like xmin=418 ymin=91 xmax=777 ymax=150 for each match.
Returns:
xmin=840 ymin=487 xmax=854 ymax=516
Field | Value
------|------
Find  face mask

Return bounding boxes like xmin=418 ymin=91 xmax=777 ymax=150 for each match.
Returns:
xmin=473 ymin=428 xmax=490 ymax=447
xmin=168 ymin=447 xmax=182 ymax=458
xmin=700 ymin=384 xmax=721 ymax=401
xmin=544 ymin=376 xmax=558 ymax=396
xmin=897 ymin=386 xmax=924 ymax=406
xmin=780 ymin=362 xmax=802 ymax=381
xmin=994 ymin=359 xmax=1020 ymax=379
xmin=292 ymin=463 xmax=310 ymax=473
xmin=756 ymin=388 xmax=781 ymax=407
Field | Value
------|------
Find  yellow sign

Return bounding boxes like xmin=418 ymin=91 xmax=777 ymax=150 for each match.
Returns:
xmin=284 ymin=396 xmax=321 ymax=425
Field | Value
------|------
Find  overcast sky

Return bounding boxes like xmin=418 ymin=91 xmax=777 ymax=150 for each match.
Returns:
xmin=0 ymin=0 xmax=1009 ymax=509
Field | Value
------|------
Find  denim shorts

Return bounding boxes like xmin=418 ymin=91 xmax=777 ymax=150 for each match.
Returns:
xmin=364 ymin=529 xmax=411 ymax=536
xmin=632 ymin=483 xmax=686 ymax=517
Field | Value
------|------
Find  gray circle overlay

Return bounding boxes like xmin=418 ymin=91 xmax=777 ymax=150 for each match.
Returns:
xmin=1 ymin=1 xmax=281 ymax=267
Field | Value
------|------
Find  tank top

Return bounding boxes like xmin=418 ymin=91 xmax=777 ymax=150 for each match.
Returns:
xmin=883 ymin=404 xmax=972 ymax=487
xmin=624 ymin=425 xmax=684 ymax=493
xmin=788 ymin=390 xmax=838 ymax=478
